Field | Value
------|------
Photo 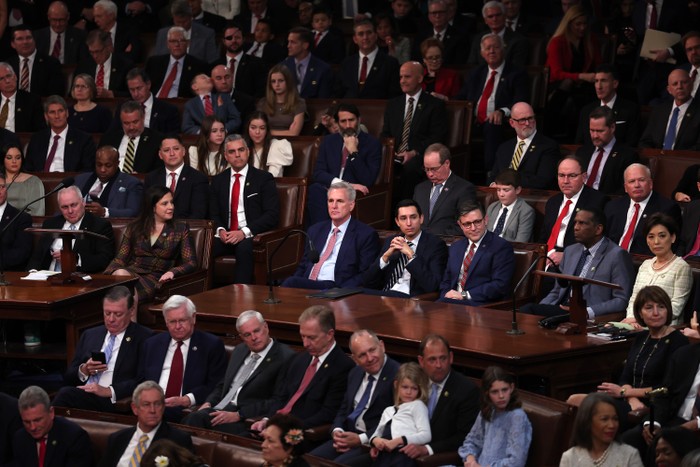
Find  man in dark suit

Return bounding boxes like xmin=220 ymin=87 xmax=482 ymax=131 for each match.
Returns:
xmin=182 ymin=74 xmax=241 ymax=135
xmin=212 ymin=22 xmax=267 ymax=100
xmin=93 ymin=0 xmax=142 ymax=63
xmin=575 ymin=106 xmax=639 ymax=196
xmin=34 ymin=1 xmax=87 ymax=65
xmin=210 ymin=134 xmax=280 ymax=284
xmin=0 ymin=63 xmax=45 ymax=133
xmin=412 ymin=0 xmax=470 ymax=65
xmin=640 ymin=69 xmax=700 ymax=150
xmin=307 ymin=103 xmax=382 ymax=225
xmin=281 ymin=27 xmax=333 ymax=99
xmin=25 ymin=95 xmax=96 ymax=173
xmin=13 ymin=386 xmax=92 ymax=467
xmin=145 ymin=136 xmax=209 ymax=219
xmin=211 ymin=64 xmax=257 ymax=127
xmin=99 ymin=381 xmax=193 ymax=467
xmin=153 ymin=0 xmax=218 ymax=64
xmin=145 ymin=26 xmax=209 ymax=99
xmin=413 ymin=143 xmax=476 ymax=237
xmin=467 ymin=2 xmax=528 ymax=68
xmin=117 ymin=67 xmax=181 ymax=134
xmin=181 ymin=310 xmax=295 ymax=434
xmin=0 ymin=392 xmax=20 ymax=465
xmin=250 ymin=305 xmax=355 ymax=431
xmin=75 ymin=146 xmax=143 ymax=219
xmin=75 ymin=29 xmax=134 ymax=99
xmin=0 ymin=172 xmax=32 ymax=271
xmin=190 ymin=0 xmax=226 ymax=32
xmin=439 ymin=201 xmax=515 ymax=306
xmin=310 ymin=329 xmax=400 ymax=464
xmin=51 ymin=286 xmax=153 ymax=412
xmin=8 ymin=26 xmax=65 ymax=97
xmin=605 ymin=163 xmax=681 ymax=256
xmin=310 ymin=6 xmax=346 ymax=64
xmin=282 ymin=181 xmax=380 ymax=290
xmin=682 ymin=31 xmax=700 ymax=98
xmin=492 ymin=102 xmax=559 ymax=190
xmin=335 ymin=18 xmax=401 ymax=99
xmin=138 ymin=295 xmax=227 ymax=422
xmin=364 ymin=199 xmax=448 ymax=297
xmin=28 ymin=185 xmax=116 ymax=273
xmin=100 ymin=100 xmax=165 ymax=174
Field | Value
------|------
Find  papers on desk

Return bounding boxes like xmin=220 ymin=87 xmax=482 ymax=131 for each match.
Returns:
xmin=22 ymin=270 xmax=61 ymax=281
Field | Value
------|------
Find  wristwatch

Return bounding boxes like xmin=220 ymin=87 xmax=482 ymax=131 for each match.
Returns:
xmin=461 ymin=291 xmax=468 ymax=300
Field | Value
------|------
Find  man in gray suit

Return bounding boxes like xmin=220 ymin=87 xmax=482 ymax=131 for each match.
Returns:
xmin=522 ymin=208 xmax=635 ymax=317
xmin=153 ymin=0 xmax=218 ymax=64
xmin=486 ymin=168 xmax=535 ymax=242
xmin=181 ymin=310 xmax=294 ymax=434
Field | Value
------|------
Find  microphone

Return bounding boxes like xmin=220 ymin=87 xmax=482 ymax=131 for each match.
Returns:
xmin=264 ymin=229 xmax=318 ymax=304
xmin=507 ymin=253 xmax=543 ymax=335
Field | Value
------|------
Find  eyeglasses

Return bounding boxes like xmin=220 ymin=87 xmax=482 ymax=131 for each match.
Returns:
xmin=425 ymin=55 xmax=442 ymax=61
xmin=511 ymin=116 xmax=535 ymax=124
xmin=168 ymin=38 xmax=188 ymax=44
xmin=557 ymin=173 xmax=582 ymax=179
xmin=460 ymin=218 xmax=484 ymax=229
xmin=423 ymin=162 xmax=445 ymax=173
xmin=166 ymin=318 xmax=191 ymax=327
xmin=73 ymin=84 xmax=89 ymax=89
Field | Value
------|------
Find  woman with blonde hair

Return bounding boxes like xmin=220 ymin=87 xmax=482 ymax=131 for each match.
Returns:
xmin=257 ymin=64 xmax=306 ymax=137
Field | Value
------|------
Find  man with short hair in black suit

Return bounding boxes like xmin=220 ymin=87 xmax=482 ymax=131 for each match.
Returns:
xmin=8 ymin=26 xmax=65 ymax=97
xmin=74 ymin=29 xmax=134 ymax=99
xmin=234 ymin=0 xmax=280 ymax=35
xmin=0 ymin=62 xmax=45 ymax=133
xmin=34 ymin=1 xmax=87 ymax=65
xmin=117 ymin=68 xmax=180 ymax=134
xmin=467 ymin=1 xmax=528 ymax=68
xmin=92 ymin=0 xmax=142 ymax=63
xmin=411 ymin=0 xmax=470 ymax=65
xmin=281 ymin=27 xmax=333 ymax=99
xmin=310 ymin=6 xmax=346 ymax=65
xmin=211 ymin=64 xmax=257 ymax=126
xmin=212 ymin=22 xmax=267 ymax=100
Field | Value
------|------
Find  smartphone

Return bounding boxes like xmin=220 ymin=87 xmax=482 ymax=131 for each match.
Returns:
xmin=92 ymin=351 xmax=106 ymax=364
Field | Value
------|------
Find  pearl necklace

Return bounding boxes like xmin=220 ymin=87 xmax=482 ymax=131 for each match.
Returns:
xmin=632 ymin=329 xmax=667 ymax=388
xmin=651 ymin=255 xmax=675 ymax=271
xmin=592 ymin=444 xmax=611 ymax=466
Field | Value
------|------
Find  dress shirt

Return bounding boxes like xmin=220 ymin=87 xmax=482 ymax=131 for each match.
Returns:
xmin=478 ymin=61 xmax=506 ymax=118
xmin=143 ymin=94 xmax=154 ymax=127
xmin=46 ymin=126 xmax=69 ymax=172
xmin=88 ymin=177 xmax=109 ymax=200
xmin=430 ymin=172 xmax=452 ymax=201
xmin=50 ymin=29 xmax=64 ymax=63
xmin=226 ymin=53 xmax=242 ymax=87
xmin=586 ymin=137 xmax=615 ymax=190
xmin=165 ymin=163 xmax=185 ymax=188
xmin=350 ymin=356 xmax=388 ymax=441
xmin=158 ymin=337 xmax=195 ymax=405
xmin=116 ymin=423 xmax=159 ymax=467
xmin=691 ymin=67 xmax=700 ymax=97
xmin=246 ymin=41 xmax=265 ymax=58
xmin=404 ymin=89 xmax=422 ymax=120
xmin=230 ymin=338 xmax=274 ymax=406
xmin=317 ymin=216 xmax=351 ymax=281
xmin=294 ymin=54 xmax=311 ymax=91
xmin=621 ymin=192 xmax=652 ymax=245
xmin=379 ymin=232 xmax=420 ymax=295
xmin=578 ymin=237 xmax=604 ymax=318
xmin=160 ymin=56 xmax=184 ymax=98
xmin=493 ymin=201 xmax=516 ymax=236
xmin=108 ymin=24 xmax=117 ymax=52
xmin=665 ymin=99 xmax=692 ymax=149
xmin=117 ymin=134 xmax=142 ymax=171
xmin=422 ymin=374 xmax=450 ymax=455
xmin=679 ymin=363 xmax=700 ymax=421
xmin=602 ymin=93 xmax=618 ymax=110
xmin=49 ymin=216 xmax=84 ymax=270
xmin=513 ymin=130 xmax=537 ymax=162
xmin=96 ymin=55 xmax=113 ymax=89
xmin=315 ymin=341 xmax=336 ymax=367
xmin=548 ymin=187 xmax=583 ymax=256
xmin=458 ymin=232 xmax=486 ymax=298
xmin=0 ymin=93 xmax=16 ymax=132
xmin=0 ymin=202 xmax=7 ymax=221
xmin=78 ymin=329 xmax=126 ymax=402
xmin=223 ymin=164 xmax=253 ymax=238
xmin=358 ymin=47 xmax=379 ymax=81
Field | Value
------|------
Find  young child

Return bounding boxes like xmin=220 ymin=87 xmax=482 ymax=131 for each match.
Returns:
xmin=486 ymin=168 xmax=535 ymax=242
xmin=310 ymin=6 xmax=345 ymax=64
xmin=370 ymin=362 xmax=431 ymax=467
xmin=459 ymin=366 xmax=532 ymax=467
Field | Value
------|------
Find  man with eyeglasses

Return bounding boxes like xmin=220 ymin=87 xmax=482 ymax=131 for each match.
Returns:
xmin=154 ymin=0 xmax=217 ymax=64
xmin=492 ymin=102 xmax=559 ymax=190
xmin=182 ymin=310 xmax=294 ymax=435
xmin=439 ymin=201 xmax=514 ymax=305
xmin=34 ymin=1 xmax=87 ymax=66
xmin=51 ymin=286 xmax=153 ymax=413
xmin=117 ymin=67 xmax=181 ymax=134
xmin=212 ymin=22 xmax=266 ymax=100
xmin=467 ymin=1 xmax=528 ymax=68
xmin=138 ymin=295 xmax=227 ymax=422
xmin=412 ymin=0 xmax=469 ymax=65
xmin=75 ymin=29 xmax=133 ymax=98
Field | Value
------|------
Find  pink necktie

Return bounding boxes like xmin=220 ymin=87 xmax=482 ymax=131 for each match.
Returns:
xmin=277 ymin=357 xmax=319 ymax=414
xmin=309 ymin=228 xmax=339 ymax=280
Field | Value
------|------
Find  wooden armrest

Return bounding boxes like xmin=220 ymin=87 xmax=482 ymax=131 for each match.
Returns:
xmin=304 ymin=424 xmax=332 ymax=442
xmin=113 ymin=397 xmax=132 ymax=413
xmin=628 ymin=407 xmax=650 ymax=425
xmin=153 ymin=270 xmax=209 ymax=302
xmin=416 ymin=451 xmax=461 ymax=467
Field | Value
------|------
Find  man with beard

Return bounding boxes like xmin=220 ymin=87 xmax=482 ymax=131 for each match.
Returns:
xmin=212 ymin=22 xmax=266 ymax=100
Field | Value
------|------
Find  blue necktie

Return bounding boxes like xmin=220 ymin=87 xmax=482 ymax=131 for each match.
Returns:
xmin=347 ymin=375 xmax=375 ymax=425
xmin=429 ymin=184 xmax=442 ymax=218
xmin=428 ymin=383 xmax=439 ymax=418
xmin=663 ymin=107 xmax=680 ymax=150
xmin=493 ymin=207 xmax=508 ymax=236
xmin=88 ymin=333 xmax=115 ymax=384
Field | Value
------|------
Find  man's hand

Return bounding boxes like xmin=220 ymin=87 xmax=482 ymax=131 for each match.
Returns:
xmin=343 ymin=134 xmax=359 ymax=153
xmin=198 ymin=402 xmax=212 ymax=411
xmin=444 ymin=289 xmax=464 ymax=300
xmin=250 ymin=419 xmax=267 ymax=432
xmin=548 ymin=251 xmax=564 ymax=266
xmin=675 ymin=192 xmax=691 ymax=202
xmin=220 ymin=230 xmax=246 ymax=245
xmin=395 ymin=150 xmax=417 ymax=164
xmin=81 ymin=358 xmax=107 ymax=377
xmin=209 ymin=410 xmax=241 ymax=426
xmin=486 ymin=110 xmax=504 ymax=125
xmin=651 ymin=48 xmax=671 ymax=63
xmin=85 ymin=201 xmax=106 ymax=217
xmin=389 ymin=236 xmax=413 ymax=258
xmin=165 ymin=396 xmax=190 ymax=407
xmin=77 ymin=383 xmax=111 ymax=398
xmin=399 ymin=444 xmax=428 ymax=459
xmin=96 ymin=87 xmax=115 ymax=99
xmin=332 ymin=430 xmax=361 ymax=452
xmin=350 ymin=183 xmax=369 ymax=195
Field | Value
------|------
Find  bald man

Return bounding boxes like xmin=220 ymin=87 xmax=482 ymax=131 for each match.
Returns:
xmin=34 ymin=1 xmax=87 ymax=65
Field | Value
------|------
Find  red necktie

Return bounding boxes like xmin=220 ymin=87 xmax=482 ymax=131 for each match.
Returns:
xmin=278 ymin=357 xmax=319 ymax=414
xmin=158 ymin=61 xmax=179 ymax=98
xmin=547 ymin=199 xmax=573 ymax=252
xmin=359 ymin=56 xmax=368 ymax=87
xmin=249 ymin=42 xmax=260 ymax=56
xmin=169 ymin=172 xmax=177 ymax=192
xmin=165 ymin=341 xmax=184 ymax=398
xmin=44 ymin=135 xmax=60 ymax=172
xmin=341 ymin=147 xmax=349 ymax=169
xmin=685 ymin=225 xmax=700 ymax=257
xmin=203 ymin=94 xmax=213 ymax=116
xmin=620 ymin=203 xmax=640 ymax=251
xmin=38 ymin=438 xmax=47 ymax=467
xmin=649 ymin=2 xmax=658 ymax=29
xmin=459 ymin=243 xmax=477 ymax=290
xmin=477 ymin=70 xmax=497 ymax=124
xmin=96 ymin=64 xmax=105 ymax=88
xmin=52 ymin=33 xmax=61 ymax=60
xmin=229 ymin=173 xmax=241 ymax=231
xmin=229 ymin=58 xmax=236 ymax=86
xmin=309 ymin=228 xmax=339 ymax=280
xmin=314 ymin=31 xmax=322 ymax=46
xmin=691 ymin=69 xmax=698 ymax=88
xmin=586 ymin=148 xmax=605 ymax=188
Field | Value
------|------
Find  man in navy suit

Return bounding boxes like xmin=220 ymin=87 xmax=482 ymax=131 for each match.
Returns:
xmin=52 ymin=286 xmax=153 ymax=412
xmin=210 ymin=134 xmax=280 ymax=284
xmin=364 ymin=199 xmax=448 ymax=297
xmin=99 ymin=381 xmax=193 ymax=467
xmin=145 ymin=136 xmax=209 ymax=219
xmin=307 ymin=103 xmax=382 ymax=225
xmin=153 ymin=0 xmax=218 ymax=64
xmin=182 ymin=74 xmax=241 ymax=135
xmin=118 ymin=68 xmax=181 ymax=134
xmin=8 ymin=26 xmax=65 ymax=97
xmin=0 ymin=172 xmax=32 ymax=271
xmin=182 ymin=310 xmax=295 ymax=434
xmin=282 ymin=181 xmax=380 ymax=290
xmin=34 ymin=1 xmax=87 ymax=65
xmin=439 ymin=201 xmax=515 ymax=306
xmin=74 ymin=29 xmax=134 ymax=99
xmin=281 ymin=27 xmax=333 ymax=99
xmin=311 ymin=329 xmax=400 ymax=464
xmin=250 ymin=305 xmax=355 ymax=431
xmin=76 ymin=146 xmax=143 ymax=219
xmin=0 ymin=63 xmax=45 ymax=133
xmin=138 ymin=295 xmax=227 ymax=422
xmin=13 ymin=386 xmax=92 ymax=467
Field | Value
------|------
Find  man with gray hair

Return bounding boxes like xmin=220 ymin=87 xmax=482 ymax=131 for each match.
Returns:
xmin=8 ymin=25 xmax=65 ymax=97
xmin=153 ymin=0 xmax=217 ymax=63
xmin=74 ymin=29 xmax=133 ymax=98
xmin=92 ymin=0 xmax=142 ymax=62
xmin=0 ymin=62 xmax=45 ymax=133
xmin=12 ymin=386 xmax=92 ymax=467
xmin=282 ymin=181 xmax=379 ymax=290
xmin=100 ymin=381 xmax=193 ymax=467
xmin=467 ymin=1 xmax=528 ymax=68
xmin=182 ymin=310 xmax=295 ymax=434
xmin=411 ymin=0 xmax=470 ymax=65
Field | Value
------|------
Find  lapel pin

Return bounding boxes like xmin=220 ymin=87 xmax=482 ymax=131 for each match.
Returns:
xmin=590 ymin=266 xmax=596 ymax=272
xmin=68 ymin=140 xmax=73 ymax=145
xmin=324 ymin=363 xmax=329 ymax=368
xmin=125 ymin=337 xmax=131 ymax=342
xmin=312 ymin=80 xmax=317 ymax=85
xmin=52 ymin=440 xmax=57 ymax=446
xmin=575 ymin=207 xmax=580 ymax=212
xmin=181 ymin=177 xmax=187 ymax=182
xmin=611 ymin=152 xmax=618 ymax=158
xmin=17 ymin=108 xmax=21 ymax=112
xmin=192 ymin=346 xmax=198 ymax=351
xmin=444 ymin=391 xmax=449 ymax=397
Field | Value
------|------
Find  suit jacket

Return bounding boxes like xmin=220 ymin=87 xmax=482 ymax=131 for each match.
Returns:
xmin=112 ymin=23 xmax=143 ymax=63
xmin=8 ymin=52 xmax=65 ymax=97
xmin=0 ymin=203 xmax=32 ymax=271
xmin=28 ymin=211 xmax=115 ymax=273
xmin=493 ymin=131 xmax=559 ymax=190
xmin=639 ymin=98 xmax=700 ymax=150
xmin=292 ymin=218 xmax=380 ymax=288
xmin=182 ymin=92 xmax=241 ymax=134
xmin=12 ymin=417 xmax=92 ymax=467
xmin=206 ymin=340 xmax=295 ymax=418
xmin=486 ymin=197 xmax=535 ymax=243
xmin=25 ymin=126 xmax=96 ymax=173
xmin=34 ymin=26 xmax=86 ymax=65
xmin=111 ymin=97 xmax=181 ymax=135
xmin=0 ymin=392 xmax=20 ymax=465
xmin=257 ymin=41 xmax=287 ymax=67
xmin=439 ymin=231 xmax=515 ymax=305
xmin=363 ymin=231 xmax=448 ymax=296
xmin=145 ymin=54 xmax=209 ymax=99
xmin=467 ymin=28 xmax=529 ymax=68
xmin=575 ymin=97 xmax=641 ymax=145
xmin=98 ymin=421 xmax=193 ymax=467
xmin=335 ymin=50 xmax=401 ymax=99
xmin=12 ymin=90 xmax=47 ymax=132
xmin=313 ymin=132 xmax=382 ymax=188
xmin=154 ymin=22 xmax=218 ymax=63
xmin=654 ymin=343 xmax=700 ymax=425
xmin=212 ymin=54 xmax=267 ymax=98
xmin=145 ymin=165 xmax=209 ymax=219
xmin=209 ymin=165 xmax=280 ymax=234
xmin=604 ymin=192 xmax=682 ymax=256
xmin=575 ymin=142 xmax=640 ymax=196
xmin=311 ymin=28 xmax=346 ymax=64
xmin=281 ymin=55 xmax=333 ymax=99
xmin=381 ymin=92 xmax=448 ymax=157
xmin=332 ymin=357 xmax=400 ymax=434
xmin=412 ymin=24 xmax=470 ymax=65
xmin=194 ymin=11 xmax=227 ymax=33
xmin=413 ymin=174 xmax=477 ymax=237
xmin=541 ymin=237 xmax=635 ymax=315
xmin=430 ymin=370 xmax=480 ymax=454
xmin=99 ymin=127 xmax=165 ymax=174
xmin=75 ymin=171 xmax=143 ymax=218
xmin=74 ymin=53 xmax=134 ymax=97
xmin=63 ymin=322 xmax=153 ymax=399
xmin=680 ymin=199 xmax=700 ymax=255
xmin=538 ymin=186 xmax=607 ymax=249
xmin=267 ymin=345 xmax=355 ymax=428
xmin=455 ymin=62 xmax=528 ymax=111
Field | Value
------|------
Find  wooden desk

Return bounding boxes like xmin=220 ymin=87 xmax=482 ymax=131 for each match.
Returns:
xmin=150 ymin=285 xmax=632 ymax=400
xmin=0 ymin=272 xmax=138 ymax=364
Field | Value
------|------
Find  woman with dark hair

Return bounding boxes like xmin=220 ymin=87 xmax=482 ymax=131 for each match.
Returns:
xmin=261 ymin=414 xmax=310 ymax=467
xmin=141 ymin=439 xmax=209 ymax=467
xmin=2 ymin=144 xmax=44 ymax=215
xmin=257 ymin=64 xmax=305 ymax=137
xmin=376 ymin=12 xmax=411 ymax=64
xmin=244 ymin=111 xmax=293 ymax=177
xmin=622 ymin=213 xmax=692 ymax=327
xmin=653 ymin=426 xmax=700 ymax=467
xmin=68 ymin=73 xmax=112 ymax=134
xmin=561 ymin=393 xmax=642 ymax=466
xmin=420 ymin=37 xmax=461 ymax=100
xmin=104 ymin=186 xmax=197 ymax=301
xmin=188 ymin=115 xmax=227 ymax=176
